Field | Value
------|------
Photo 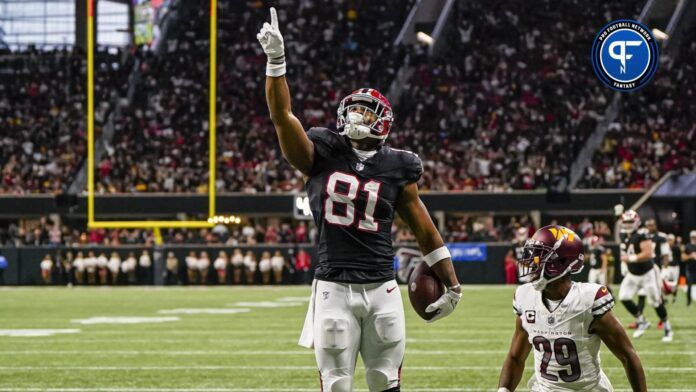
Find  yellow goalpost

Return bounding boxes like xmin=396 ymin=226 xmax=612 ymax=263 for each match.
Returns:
xmin=86 ymin=0 xmax=217 ymax=229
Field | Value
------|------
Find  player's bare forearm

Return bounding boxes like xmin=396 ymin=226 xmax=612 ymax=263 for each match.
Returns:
xmin=397 ymin=183 xmax=460 ymax=290
xmin=498 ymin=318 xmax=531 ymax=391
xmin=265 ymin=75 xmax=314 ymax=174
xmin=594 ymin=311 xmax=647 ymax=392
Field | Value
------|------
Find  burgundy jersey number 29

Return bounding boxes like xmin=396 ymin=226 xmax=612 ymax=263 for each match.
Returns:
xmin=532 ymin=336 xmax=581 ymax=382
xmin=324 ymin=171 xmax=381 ymax=232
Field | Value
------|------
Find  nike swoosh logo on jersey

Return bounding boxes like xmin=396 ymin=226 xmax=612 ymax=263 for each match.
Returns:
xmin=387 ymin=286 xmax=397 ymax=293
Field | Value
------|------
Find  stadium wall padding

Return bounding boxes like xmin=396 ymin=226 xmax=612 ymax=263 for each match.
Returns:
xmin=0 ymin=191 xmax=644 ymax=217
xmin=0 ymin=244 xmax=620 ymax=286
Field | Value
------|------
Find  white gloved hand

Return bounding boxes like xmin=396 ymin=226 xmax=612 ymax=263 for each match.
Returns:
xmin=256 ymin=7 xmax=286 ymax=77
xmin=425 ymin=288 xmax=462 ymax=323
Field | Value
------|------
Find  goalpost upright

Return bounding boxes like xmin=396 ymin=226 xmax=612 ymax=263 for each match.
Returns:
xmin=86 ymin=0 xmax=217 ymax=229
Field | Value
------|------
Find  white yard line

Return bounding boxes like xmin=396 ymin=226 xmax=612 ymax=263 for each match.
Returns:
xmin=4 ymin=349 xmax=696 ymax=356
xmin=0 ymin=389 xmax=693 ymax=392
xmin=0 ymin=365 xmax=691 ymax=372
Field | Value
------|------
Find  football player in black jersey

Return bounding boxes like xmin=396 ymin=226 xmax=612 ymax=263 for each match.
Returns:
xmin=586 ymin=235 xmax=608 ymax=285
xmin=257 ymin=8 xmax=461 ymax=391
xmin=617 ymin=210 xmax=673 ymax=342
xmin=631 ymin=219 xmax=672 ymax=317
xmin=683 ymin=231 xmax=696 ymax=306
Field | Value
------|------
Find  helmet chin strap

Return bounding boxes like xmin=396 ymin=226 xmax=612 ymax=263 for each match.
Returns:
xmin=531 ymin=259 xmax=583 ymax=291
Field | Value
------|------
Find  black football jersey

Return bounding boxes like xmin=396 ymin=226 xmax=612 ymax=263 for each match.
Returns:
xmin=620 ymin=229 xmax=654 ymax=275
xmin=588 ymin=246 xmax=605 ymax=269
xmin=511 ymin=242 xmax=525 ymax=261
xmin=305 ymin=127 xmax=423 ymax=283
xmin=646 ymin=231 xmax=670 ymax=266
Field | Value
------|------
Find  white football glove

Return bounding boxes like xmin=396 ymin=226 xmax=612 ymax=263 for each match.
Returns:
xmin=256 ymin=7 xmax=286 ymax=77
xmin=425 ymin=288 xmax=462 ymax=323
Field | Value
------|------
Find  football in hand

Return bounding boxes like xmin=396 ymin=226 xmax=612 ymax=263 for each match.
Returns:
xmin=407 ymin=261 xmax=445 ymax=321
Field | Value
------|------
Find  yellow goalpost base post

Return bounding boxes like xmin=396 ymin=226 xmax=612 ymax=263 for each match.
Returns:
xmin=85 ymin=0 xmax=218 ymax=230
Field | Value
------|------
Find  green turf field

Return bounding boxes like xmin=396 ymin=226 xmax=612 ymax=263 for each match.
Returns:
xmin=0 ymin=285 xmax=694 ymax=391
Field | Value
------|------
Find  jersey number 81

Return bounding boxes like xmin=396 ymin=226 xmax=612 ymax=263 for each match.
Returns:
xmin=324 ymin=172 xmax=381 ymax=232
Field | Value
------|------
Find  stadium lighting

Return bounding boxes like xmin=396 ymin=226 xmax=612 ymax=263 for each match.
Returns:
xmin=416 ymin=31 xmax=434 ymax=45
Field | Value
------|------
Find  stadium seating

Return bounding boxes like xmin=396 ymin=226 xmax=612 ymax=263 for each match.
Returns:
xmin=578 ymin=27 xmax=696 ymax=188
xmin=0 ymin=46 xmax=132 ymax=194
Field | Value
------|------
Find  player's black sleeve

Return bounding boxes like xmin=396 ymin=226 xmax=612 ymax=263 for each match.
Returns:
xmin=402 ymin=151 xmax=423 ymax=184
xmin=306 ymin=127 xmax=343 ymax=176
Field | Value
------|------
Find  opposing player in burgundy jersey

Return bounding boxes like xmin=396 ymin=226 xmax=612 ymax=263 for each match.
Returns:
xmin=257 ymin=8 xmax=461 ymax=392
xmin=497 ymin=225 xmax=646 ymax=392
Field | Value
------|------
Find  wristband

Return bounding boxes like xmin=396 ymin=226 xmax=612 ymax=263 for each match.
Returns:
xmin=266 ymin=62 xmax=286 ymax=77
xmin=628 ymin=254 xmax=637 ymax=263
xmin=448 ymin=284 xmax=461 ymax=291
xmin=423 ymin=246 xmax=451 ymax=267
xmin=497 ymin=388 xmax=511 ymax=392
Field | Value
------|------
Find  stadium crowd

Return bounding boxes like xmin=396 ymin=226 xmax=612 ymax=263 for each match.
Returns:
xmin=0 ymin=46 xmax=133 ymax=194
xmin=2 ymin=213 xmax=614 ymax=249
xmin=579 ymin=28 xmax=696 ymax=188
xmin=96 ymin=0 xmax=413 ymax=193
xmin=2 ymin=0 xmax=691 ymax=194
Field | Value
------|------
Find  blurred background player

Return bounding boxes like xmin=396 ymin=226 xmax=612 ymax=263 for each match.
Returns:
xmin=586 ymin=235 xmax=608 ymax=286
xmin=618 ymin=211 xmax=673 ymax=342
xmin=504 ymin=227 xmax=529 ymax=284
xmin=498 ymin=225 xmax=647 ymax=392
xmin=258 ymin=7 xmax=461 ymax=391
xmin=662 ymin=234 xmax=680 ymax=303
xmin=684 ymin=231 xmax=696 ymax=306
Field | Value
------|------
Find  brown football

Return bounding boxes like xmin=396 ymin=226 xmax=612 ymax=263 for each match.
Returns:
xmin=407 ymin=261 xmax=445 ymax=321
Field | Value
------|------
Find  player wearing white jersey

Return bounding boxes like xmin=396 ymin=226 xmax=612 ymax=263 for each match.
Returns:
xmin=498 ymin=225 xmax=646 ymax=392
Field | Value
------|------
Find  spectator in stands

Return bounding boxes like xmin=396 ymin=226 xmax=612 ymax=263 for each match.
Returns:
xmin=230 ymin=248 xmax=243 ymax=284
xmin=164 ymin=252 xmax=179 ymax=285
xmin=214 ymin=250 xmax=228 ymax=284
xmin=243 ymin=250 xmax=257 ymax=284
xmin=40 ymin=254 xmax=53 ymax=284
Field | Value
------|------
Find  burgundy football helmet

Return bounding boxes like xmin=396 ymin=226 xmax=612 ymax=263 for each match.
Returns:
xmin=336 ymin=88 xmax=394 ymax=142
xmin=519 ymin=225 xmax=584 ymax=290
